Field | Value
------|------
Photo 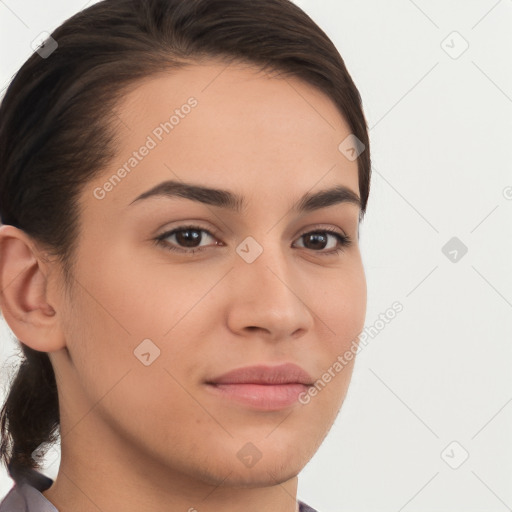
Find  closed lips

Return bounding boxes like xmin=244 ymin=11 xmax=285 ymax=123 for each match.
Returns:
xmin=206 ymin=362 xmax=314 ymax=386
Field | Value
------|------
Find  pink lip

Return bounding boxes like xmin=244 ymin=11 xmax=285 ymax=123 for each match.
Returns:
xmin=204 ymin=363 xmax=313 ymax=411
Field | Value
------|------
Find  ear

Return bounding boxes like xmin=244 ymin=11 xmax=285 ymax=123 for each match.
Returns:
xmin=0 ymin=224 xmax=66 ymax=352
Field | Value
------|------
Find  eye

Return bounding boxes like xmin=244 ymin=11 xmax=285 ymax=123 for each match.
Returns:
xmin=293 ymin=227 xmax=352 ymax=256
xmin=154 ymin=224 xmax=352 ymax=256
xmin=154 ymin=225 xmax=220 ymax=254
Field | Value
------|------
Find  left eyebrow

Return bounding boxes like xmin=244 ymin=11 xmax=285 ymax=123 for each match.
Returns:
xmin=128 ymin=179 xmax=361 ymax=214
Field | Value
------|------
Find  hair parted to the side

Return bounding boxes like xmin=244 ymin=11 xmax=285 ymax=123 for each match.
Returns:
xmin=0 ymin=0 xmax=371 ymax=485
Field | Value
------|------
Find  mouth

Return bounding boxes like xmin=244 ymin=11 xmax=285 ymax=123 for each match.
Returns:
xmin=204 ymin=363 xmax=314 ymax=411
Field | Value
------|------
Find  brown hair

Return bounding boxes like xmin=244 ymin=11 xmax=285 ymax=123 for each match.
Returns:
xmin=0 ymin=0 xmax=371 ymax=484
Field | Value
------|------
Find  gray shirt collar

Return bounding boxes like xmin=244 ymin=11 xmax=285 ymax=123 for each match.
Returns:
xmin=0 ymin=469 xmax=58 ymax=512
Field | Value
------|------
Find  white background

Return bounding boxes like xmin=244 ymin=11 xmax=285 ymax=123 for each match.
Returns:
xmin=1 ymin=1 xmax=511 ymax=511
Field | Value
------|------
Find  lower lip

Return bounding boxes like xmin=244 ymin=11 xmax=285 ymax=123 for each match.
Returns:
xmin=205 ymin=383 xmax=310 ymax=411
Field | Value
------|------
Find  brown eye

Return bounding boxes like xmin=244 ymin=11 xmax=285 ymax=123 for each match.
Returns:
xmin=294 ymin=229 xmax=352 ymax=255
xmin=155 ymin=225 xmax=219 ymax=254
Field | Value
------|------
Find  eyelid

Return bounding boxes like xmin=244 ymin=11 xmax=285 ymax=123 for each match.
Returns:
xmin=296 ymin=223 xmax=347 ymax=238
xmin=155 ymin=223 xmax=218 ymax=244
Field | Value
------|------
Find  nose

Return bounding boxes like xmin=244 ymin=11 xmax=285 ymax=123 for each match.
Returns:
xmin=226 ymin=241 xmax=315 ymax=342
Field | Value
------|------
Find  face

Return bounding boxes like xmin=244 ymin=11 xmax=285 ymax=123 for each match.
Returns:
xmin=47 ymin=60 xmax=366 ymax=491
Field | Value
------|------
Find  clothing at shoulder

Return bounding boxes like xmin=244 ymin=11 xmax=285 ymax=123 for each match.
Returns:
xmin=298 ymin=500 xmax=319 ymax=512
xmin=0 ymin=469 xmax=320 ymax=512
xmin=0 ymin=468 xmax=58 ymax=512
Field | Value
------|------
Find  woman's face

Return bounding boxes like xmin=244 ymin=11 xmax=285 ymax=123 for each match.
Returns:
xmin=49 ymin=60 xmax=366 ymax=491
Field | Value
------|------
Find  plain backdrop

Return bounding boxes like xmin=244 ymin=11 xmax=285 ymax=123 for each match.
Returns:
xmin=1 ymin=1 xmax=511 ymax=511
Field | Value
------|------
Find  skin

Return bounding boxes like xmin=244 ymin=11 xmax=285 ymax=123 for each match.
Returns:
xmin=0 ymin=60 xmax=366 ymax=512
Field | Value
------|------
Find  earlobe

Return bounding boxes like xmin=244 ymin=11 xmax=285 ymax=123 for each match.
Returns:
xmin=0 ymin=224 xmax=66 ymax=352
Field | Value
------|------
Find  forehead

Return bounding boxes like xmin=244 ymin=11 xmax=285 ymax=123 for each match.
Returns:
xmin=85 ymin=60 xmax=359 ymax=215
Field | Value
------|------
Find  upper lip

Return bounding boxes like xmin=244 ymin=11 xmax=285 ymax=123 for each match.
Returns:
xmin=206 ymin=363 xmax=314 ymax=385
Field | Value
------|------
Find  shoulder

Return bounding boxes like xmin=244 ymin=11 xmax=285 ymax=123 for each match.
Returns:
xmin=0 ymin=469 xmax=57 ymax=512
xmin=0 ymin=484 xmax=28 ymax=512
xmin=299 ymin=499 xmax=320 ymax=512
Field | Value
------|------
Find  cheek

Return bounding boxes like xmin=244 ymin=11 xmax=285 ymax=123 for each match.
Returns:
xmin=75 ymin=235 xmax=213 ymax=340
xmin=61 ymin=287 xmax=203 ymax=442
xmin=313 ymin=265 xmax=367 ymax=349
xmin=62 ymin=252 xmax=217 ymax=403
xmin=292 ymin=266 xmax=366 ymax=410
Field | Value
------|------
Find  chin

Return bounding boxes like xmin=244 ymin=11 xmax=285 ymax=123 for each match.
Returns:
xmin=218 ymin=463 xmax=301 ymax=489
xmin=188 ymin=448 xmax=306 ymax=489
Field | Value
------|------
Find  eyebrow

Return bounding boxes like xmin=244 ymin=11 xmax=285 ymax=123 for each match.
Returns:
xmin=128 ymin=179 xmax=361 ymax=214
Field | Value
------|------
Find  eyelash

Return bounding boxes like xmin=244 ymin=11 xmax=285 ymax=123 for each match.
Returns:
xmin=154 ymin=224 xmax=352 ymax=256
